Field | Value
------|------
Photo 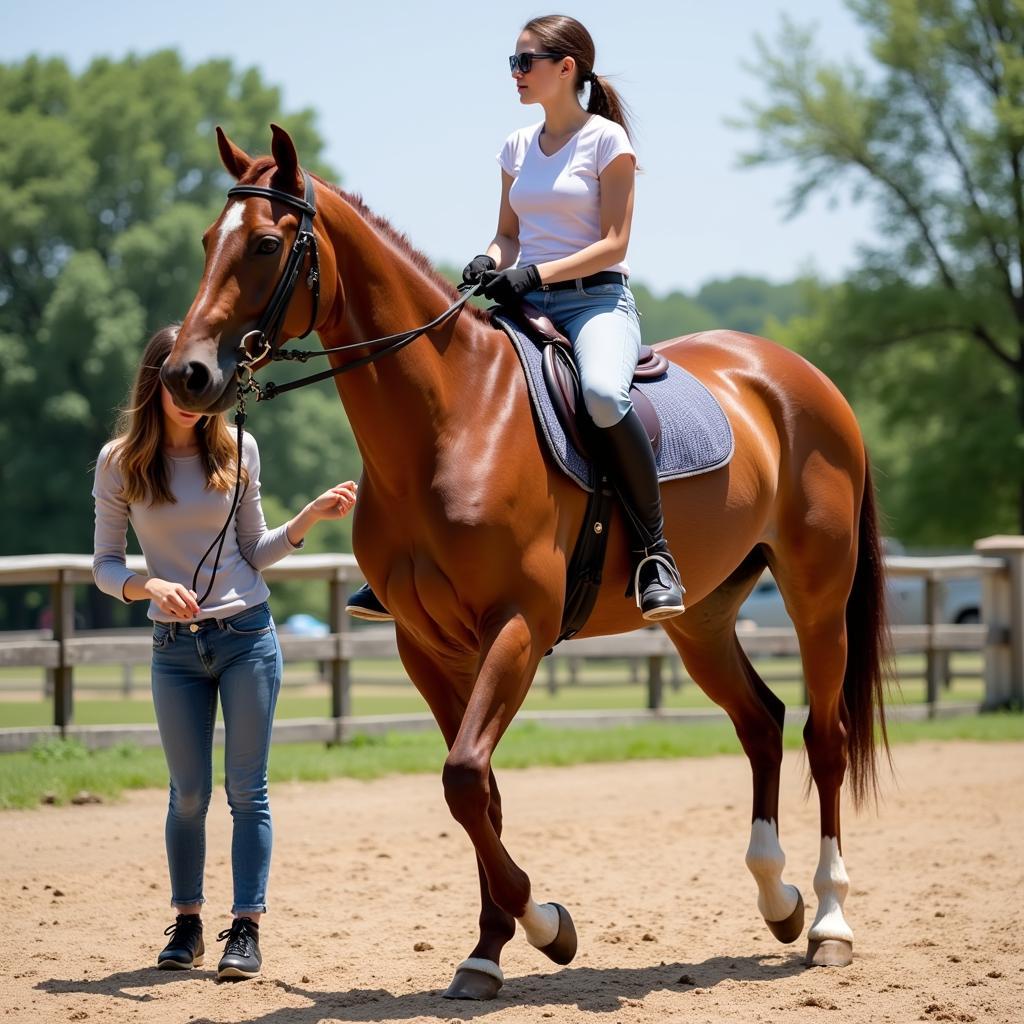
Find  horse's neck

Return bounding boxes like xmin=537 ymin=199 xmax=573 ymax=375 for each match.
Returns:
xmin=316 ymin=203 xmax=484 ymax=496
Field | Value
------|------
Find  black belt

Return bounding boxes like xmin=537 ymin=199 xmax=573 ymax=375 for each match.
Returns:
xmin=160 ymin=601 xmax=270 ymax=636
xmin=538 ymin=271 xmax=627 ymax=292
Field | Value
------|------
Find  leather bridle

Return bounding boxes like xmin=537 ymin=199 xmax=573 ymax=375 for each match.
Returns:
xmin=227 ymin=171 xmax=321 ymax=368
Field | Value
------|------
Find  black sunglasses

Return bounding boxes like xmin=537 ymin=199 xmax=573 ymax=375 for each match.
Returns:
xmin=508 ymin=52 xmax=563 ymax=74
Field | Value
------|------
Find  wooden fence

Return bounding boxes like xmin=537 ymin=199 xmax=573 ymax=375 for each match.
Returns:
xmin=0 ymin=538 xmax=1021 ymax=752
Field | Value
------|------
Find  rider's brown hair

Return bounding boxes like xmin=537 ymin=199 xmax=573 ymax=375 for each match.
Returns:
xmin=522 ymin=14 xmax=635 ymax=143
xmin=109 ymin=324 xmax=246 ymax=505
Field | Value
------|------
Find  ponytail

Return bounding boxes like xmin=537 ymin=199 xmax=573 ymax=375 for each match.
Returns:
xmin=586 ymin=74 xmax=635 ymax=144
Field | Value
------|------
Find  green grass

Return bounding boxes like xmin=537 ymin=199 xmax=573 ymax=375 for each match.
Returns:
xmin=0 ymin=654 xmax=986 ymax=728
xmin=1 ymin=712 xmax=1020 ymax=811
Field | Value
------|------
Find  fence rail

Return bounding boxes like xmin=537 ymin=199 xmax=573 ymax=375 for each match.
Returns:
xmin=1 ymin=539 xmax=1021 ymax=752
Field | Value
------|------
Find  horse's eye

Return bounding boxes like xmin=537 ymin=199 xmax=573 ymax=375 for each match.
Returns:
xmin=256 ymin=237 xmax=281 ymax=255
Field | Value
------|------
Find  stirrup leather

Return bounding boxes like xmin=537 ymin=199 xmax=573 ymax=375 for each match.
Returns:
xmin=633 ymin=552 xmax=685 ymax=611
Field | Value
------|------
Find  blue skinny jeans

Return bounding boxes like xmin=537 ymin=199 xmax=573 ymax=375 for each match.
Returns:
xmin=523 ymin=279 xmax=642 ymax=428
xmin=150 ymin=602 xmax=281 ymax=915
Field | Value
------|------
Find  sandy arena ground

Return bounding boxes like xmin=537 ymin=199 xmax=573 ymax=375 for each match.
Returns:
xmin=2 ymin=740 xmax=1022 ymax=1023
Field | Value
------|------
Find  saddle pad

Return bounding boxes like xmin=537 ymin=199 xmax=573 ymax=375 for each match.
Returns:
xmin=493 ymin=313 xmax=735 ymax=492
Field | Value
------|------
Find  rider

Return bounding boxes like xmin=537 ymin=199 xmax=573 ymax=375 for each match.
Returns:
xmin=347 ymin=13 xmax=684 ymax=623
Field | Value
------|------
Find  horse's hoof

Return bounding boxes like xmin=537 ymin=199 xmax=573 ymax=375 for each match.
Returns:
xmin=765 ymin=890 xmax=804 ymax=944
xmin=805 ymin=938 xmax=853 ymax=967
xmin=443 ymin=959 xmax=503 ymax=1000
xmin=537 ymin=902 xmax=577 ymax=965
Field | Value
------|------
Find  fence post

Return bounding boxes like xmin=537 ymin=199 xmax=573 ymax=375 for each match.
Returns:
xmin=974 ymin=537 xmax=1023 ymax=710
xmin=327 ymin=572 xmax=352 ymax=742
xmin=924 ymin=576 xmax=943 ymax=717
xmin=51 ymin=570 xmax=75 ymax=734
xmin=646 ymin=655 xmax=663 ymax=711
xmin=545 ymin=657 xmax=558 ymax=695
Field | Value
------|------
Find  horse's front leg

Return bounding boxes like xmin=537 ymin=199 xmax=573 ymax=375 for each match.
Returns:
xmin=440 ymin=614 xmax=577 ymax=1000
xmin=394 ymin=633 xmax=517 ymax=992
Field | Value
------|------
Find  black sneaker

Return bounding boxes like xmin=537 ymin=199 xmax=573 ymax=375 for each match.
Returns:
xmin=345 ymin=582 xmax=394 ymax=622
xmin=157 ymin=914 xmax=204 ymax=970
xmin=216 ymin=917 xmax=261 ymax=979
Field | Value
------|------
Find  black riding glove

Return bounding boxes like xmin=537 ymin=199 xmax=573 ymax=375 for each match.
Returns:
xmin=462 ymin=254 xmax=496 ymax=285
xmin=480 ymin=264 xmax=541 ymax=305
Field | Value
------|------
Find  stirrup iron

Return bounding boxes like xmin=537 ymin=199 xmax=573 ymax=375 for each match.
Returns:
xmin=633 ymin=552 xmax=685 ymax=611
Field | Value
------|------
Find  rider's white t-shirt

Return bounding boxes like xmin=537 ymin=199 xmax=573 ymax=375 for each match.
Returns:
xmin=497 ymin=114 xmax=636 ymax=276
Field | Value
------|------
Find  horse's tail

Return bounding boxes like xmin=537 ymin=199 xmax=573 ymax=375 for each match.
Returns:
xmin=843 ymin=454 xmax=894 ymax=808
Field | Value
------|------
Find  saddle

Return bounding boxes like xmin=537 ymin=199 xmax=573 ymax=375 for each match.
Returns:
xmin=493 ymin=300 xmax=670 ymax=648
xmin=501 ymin=300 xmax=669 ymax=458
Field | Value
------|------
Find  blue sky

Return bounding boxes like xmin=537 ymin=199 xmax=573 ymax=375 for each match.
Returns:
xmin=1 ymin=0 xmax=877 ymax=295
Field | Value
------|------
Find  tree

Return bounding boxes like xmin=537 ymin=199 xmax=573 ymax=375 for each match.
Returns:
xmin=736 ymin=0 xmax=1024 ymax=542
xmin=0 ymin=52 xmax=358 ymax=627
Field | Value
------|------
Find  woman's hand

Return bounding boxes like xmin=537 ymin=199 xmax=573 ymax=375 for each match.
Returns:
xmin=286 ymin=481 xmax=358 ymax=545
xmin=308 ymin=481 xmax=358 ymax=521
xmin=480 ymin=264 xmax=541 ymax=305
xmin=144 ymin=578 xmax=201 ymax=620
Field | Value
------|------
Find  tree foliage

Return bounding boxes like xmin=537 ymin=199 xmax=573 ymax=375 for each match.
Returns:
xmin=737 ymin=0 xmax=1024 ymax=542
xmin=0 ymin=52 xmax=358 ymax=626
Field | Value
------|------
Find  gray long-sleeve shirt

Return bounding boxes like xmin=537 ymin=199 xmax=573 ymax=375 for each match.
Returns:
xmin=92 ymin=432 xmax=301 ymax=621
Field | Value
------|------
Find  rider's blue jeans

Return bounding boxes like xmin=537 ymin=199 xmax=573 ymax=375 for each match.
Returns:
xmin=150 ymin=602 xmax=281 ymax=915
xmin=523 ymin=280 xmax=642 ymax=428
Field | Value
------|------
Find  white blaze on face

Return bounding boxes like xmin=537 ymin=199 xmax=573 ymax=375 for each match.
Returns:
xmin=215 ymin=201 xmax=246 ymax=257
xmin=196 ymin=201 xmax=246 ymax=309
xmin=807 ymin=835 xmax=854 ymax=943
xmin=745 ymin=818 xmax=801 ymax=922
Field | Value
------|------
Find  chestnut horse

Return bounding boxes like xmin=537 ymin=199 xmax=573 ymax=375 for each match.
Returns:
xmin=162 ymin=126 xmax=890 ymax=997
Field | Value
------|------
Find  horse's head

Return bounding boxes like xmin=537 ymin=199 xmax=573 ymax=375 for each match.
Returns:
xmin=161 ymin=125 xmax=329 ymax=412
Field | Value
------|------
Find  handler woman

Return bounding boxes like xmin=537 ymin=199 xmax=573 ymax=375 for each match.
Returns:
xmin=92 ymin=324 xmax=356 ymax=980
xmin=348 ymin=13 xmax=684 ymax=624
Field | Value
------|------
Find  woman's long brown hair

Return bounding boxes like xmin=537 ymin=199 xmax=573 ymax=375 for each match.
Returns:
xmin=109 ymin=324 xmax=246 ymax=505
xmin=523 ymin=14 xmax=636 ymax=142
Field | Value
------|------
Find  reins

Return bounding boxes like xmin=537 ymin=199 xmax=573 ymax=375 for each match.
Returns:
xmin=189 ymin=168 xmax=480 ymax=607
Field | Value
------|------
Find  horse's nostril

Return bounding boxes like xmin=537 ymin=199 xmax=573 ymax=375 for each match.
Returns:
xmin=185 ymin=361 xmax=211 ymax=394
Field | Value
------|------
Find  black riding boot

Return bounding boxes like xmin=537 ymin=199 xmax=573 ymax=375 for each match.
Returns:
xmin=599 ymin=409 xmax=686 ymax=621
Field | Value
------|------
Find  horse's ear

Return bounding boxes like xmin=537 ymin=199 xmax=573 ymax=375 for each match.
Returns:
xmin=270 ymin=123 xmax=302 ymax=195
xmin=216 ymin=127 xmax=252 ymax=180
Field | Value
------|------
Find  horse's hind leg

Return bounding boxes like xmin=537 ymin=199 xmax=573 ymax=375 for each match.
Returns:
xmin=661 ymin=551 xmax=804 ymax=945
xmin=769 ymin=486 xmax=860 ymax=967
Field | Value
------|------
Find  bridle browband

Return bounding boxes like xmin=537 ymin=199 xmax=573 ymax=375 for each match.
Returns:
xmin=189 ymin=165 xmax=480 ymax=606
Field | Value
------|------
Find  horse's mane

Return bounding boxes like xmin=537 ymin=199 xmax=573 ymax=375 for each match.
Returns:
xmin=240 ymin=158 xmax=488 ymax=322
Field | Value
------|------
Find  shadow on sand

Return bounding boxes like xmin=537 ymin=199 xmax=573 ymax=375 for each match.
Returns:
xmin=38 ymin=950 xmax=810 ymax=1021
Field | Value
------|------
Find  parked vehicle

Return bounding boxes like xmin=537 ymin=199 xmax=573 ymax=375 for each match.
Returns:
xmin=738 ymin=540 xmax=980 ymax=628
xmin=279 ymin=612 xmax=329 ymax=636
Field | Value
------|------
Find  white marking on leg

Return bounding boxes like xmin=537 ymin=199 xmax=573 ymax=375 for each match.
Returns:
xmin=745 ymin=818 xmax=801 ymax=921
xmin=517 ymin=899 xmax=559 ymax=948
xmin=454 ymin=957 xmax=504 ymax=982
xmin=807 ymin=835 xmax=853 ymax=942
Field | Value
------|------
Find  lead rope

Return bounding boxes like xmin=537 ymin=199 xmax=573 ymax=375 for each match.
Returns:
xmin=189 ymin=380 xmax=252 ymax=607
